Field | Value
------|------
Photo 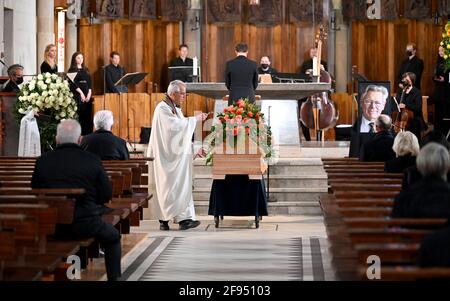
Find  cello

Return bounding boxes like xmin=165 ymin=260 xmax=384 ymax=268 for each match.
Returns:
xmin=300 ymin=26 xmax=338 ymax=141
xmin=392 ymin=84 xmax=414 ymax=133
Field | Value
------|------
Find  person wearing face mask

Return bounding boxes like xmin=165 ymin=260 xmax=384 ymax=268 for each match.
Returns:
xmin=432 ymin=45 xmax=450 ymax=133
xmin=2 ymin=64 xmax=24 ymax=93
xmin=257 ymin=56 xmax=278 ymax=75
xmin=396 ymin=72 xmax=427 ymax=142
xmin=397 ymin=43 xmax=424 ymax=90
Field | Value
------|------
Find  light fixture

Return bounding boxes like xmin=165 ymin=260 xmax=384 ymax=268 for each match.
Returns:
xmin=249 ymin=0 xmax=260 ymax=5
xmin=189 ymin=0 xmax=202 ymax=10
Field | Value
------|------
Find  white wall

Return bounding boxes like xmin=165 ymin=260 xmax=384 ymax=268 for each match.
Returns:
xmin=2 ymin=0 xmax=37 ymax=76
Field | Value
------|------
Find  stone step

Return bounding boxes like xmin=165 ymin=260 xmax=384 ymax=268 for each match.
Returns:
xmin=193 ymin=187 xmax=326 ymax=203
xmin=193 ymin=175 xmax=328 ymax=189
xmin=194 ymin=158 xmax=326 ymax=176
xmin=194 ymin=201 xmax=321 ymax=216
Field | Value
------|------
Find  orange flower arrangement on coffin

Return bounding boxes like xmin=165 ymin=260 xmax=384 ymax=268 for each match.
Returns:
xmin=205 ymin=99 xmax=273 ymax=173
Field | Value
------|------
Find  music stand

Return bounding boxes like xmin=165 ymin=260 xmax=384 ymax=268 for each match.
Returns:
xmin=114 ymin=72 xmax=148 ymax=152
xmin=168 ymin=66 xmax=201 ymax=82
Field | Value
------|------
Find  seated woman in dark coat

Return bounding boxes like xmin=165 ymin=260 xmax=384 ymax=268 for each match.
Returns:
xmin=402 ymin=130 xmax=450 ymax=189
xmin=392 ymin=143 xmax=450 ymax=219
xmin=385 ymin=131 xmax=419 ymax=173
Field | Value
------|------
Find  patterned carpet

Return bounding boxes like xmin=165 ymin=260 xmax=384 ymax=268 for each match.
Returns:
xmin=120 ymin=234 xmax=332 ymax=281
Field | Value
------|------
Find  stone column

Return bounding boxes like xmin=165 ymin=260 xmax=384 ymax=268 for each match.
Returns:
xmin=183 ymin=1 xmax=202 ymax=78
xmin=65 ymin=17 xmax=77 ymax=70
xmin=37 ymin=0 xmax=55 ymax=69
xmin=332 ymin=0 xmax=350 ymax=93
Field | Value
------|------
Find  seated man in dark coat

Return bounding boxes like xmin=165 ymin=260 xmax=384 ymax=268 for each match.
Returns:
xmin=225 ymin=43 xmax=259 ymax=105
xmin=418 ymin=224 xmax=450 ymax=268
xmin=392 ymin=143 xmax=450 ymax=219
xmin=80 ymin=110 xmax=129 ymax=160
xmin=31 ymin=119 xmax=121 ymax=281
xmin=360 ymin=114 xmax=396 ymax=162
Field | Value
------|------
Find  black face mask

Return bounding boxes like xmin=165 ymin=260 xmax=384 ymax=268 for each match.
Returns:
xmin=261 ymin=64 xmax=269 ymax=70
xmin=15 ymin=76 xmax=24 ymax=85
xmin=406 ymin=50 xmax=413 ymax=57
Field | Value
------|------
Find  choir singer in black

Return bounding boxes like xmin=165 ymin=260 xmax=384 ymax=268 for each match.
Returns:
xmin=104 ymin=51 xmax=128 ymax=93
xmin=169 ymin=44 xmax=194 ymax=82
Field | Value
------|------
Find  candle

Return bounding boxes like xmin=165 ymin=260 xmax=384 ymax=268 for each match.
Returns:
xmin=312 ymin=57 xmax=318 ymax=76
xmin=193 ymin=57 xmax=198 ymax=76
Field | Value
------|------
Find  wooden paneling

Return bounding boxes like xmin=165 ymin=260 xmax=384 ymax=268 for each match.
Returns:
xmin=79 ymin=19 xmax=180 ymax=95
xmin=93 ymin=93 xmax=213 ymax=141
xmin=352 ymin=19 xmax=444 ymax=98
xmin=202 ymin=22 xmax=328 ymax=82
xmin=202 ymin=0 xmax=330 ymax=82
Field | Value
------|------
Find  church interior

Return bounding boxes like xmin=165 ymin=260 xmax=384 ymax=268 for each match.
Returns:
xmin=1 ymin=0 xmax=450 ymax=288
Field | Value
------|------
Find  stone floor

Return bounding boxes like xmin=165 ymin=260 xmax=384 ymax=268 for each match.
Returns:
xmin=85 ymin=215 xmax=334 ymax=281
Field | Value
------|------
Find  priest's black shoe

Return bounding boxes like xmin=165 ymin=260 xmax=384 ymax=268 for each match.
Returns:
xmin=179 ymin=219 xmax=201 ymax=230
xmin=159 ymin=220 xmax=169 ymax=231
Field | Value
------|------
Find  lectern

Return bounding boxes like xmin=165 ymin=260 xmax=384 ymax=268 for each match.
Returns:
xmin=112 ymin=72 xmax=148 ymax=149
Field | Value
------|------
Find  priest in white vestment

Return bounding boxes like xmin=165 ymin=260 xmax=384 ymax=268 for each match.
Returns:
xmin=147 ymin=80 xmax=207 ymax=231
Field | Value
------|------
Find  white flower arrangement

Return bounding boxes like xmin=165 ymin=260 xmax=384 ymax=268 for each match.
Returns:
xmin=14 ymin=72 xmax=79 ymax=150
xmin=15 ymin=72 xmax=77 ymax=121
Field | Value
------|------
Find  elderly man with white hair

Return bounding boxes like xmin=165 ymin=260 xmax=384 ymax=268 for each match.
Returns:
xmin=147 ymin=80 xmax=207 ymax=231
xmin=31 ymin=119 xmax=122 ymax=281
xmin=349 ymin=85 xmax=390 ymax=157
xmin=392 ymin=142 xmax=450 ymax=219
xmin=80 ymin=110 xmax=129 ymax=160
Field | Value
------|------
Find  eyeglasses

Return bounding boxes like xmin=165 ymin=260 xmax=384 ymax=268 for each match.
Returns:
xmin=176 ymin=91 xmax=187 ymax=96
xmin=363 ymin=100 xmax=385 ymax=107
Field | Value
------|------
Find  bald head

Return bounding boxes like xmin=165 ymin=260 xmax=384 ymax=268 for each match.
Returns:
xmin=56 ymin=119 xmax=82 ymax=145
xmin=375 ymin=114 xmax=392 ymax=132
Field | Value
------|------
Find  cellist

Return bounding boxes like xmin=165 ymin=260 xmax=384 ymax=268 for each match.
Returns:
xmin=395 ymin=72 xmax=427 ymax=142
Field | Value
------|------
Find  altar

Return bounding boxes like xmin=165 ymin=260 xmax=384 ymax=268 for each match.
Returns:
xmin=185 ymin=82 xmax=331 ymax=146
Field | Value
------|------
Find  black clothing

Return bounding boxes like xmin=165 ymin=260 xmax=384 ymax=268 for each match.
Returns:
xmin=169 ymin=57 xmax=194 ymax=82
xmin=397 ymin=55 xmax=425 ymax=90
xmin=349 ymin=118 xmax=376 ymax=158
xmin=225 ymin=55 xmax=259 ymax=105
xmin=402 ymin=165 xmax=450 ymax=190
xmin=359 ymin=130 xmax=396 ymax=162
xmin=433 ymin=57 xmax=450 ymax=133
xmin=300 ymin=59 xmax=328 ymax=74
xmin=68 ymin=67 xmax=93 ymax=135
xmin=384 ymin=155 xmax=416 ymax=173
xmin=298 ymin=59 xmax=327 ymax=142
xmin=81 ymin=129 xmax=130 ymax=161
xmin=418 ymin=225 xmax=450 ymax=268
xmin=395 ymin=87 xmax=427 ymax=140
xmin=2 ymin=80 xmax=20 ymax=93
xmin=40 ymin=61 xmax=58 ymax=74
xmin=257 ymin=66 xmax=278 ymax=75
xmin=392 ymin=177 xmax=450 ymax=218
xmin=104 ymin=64 xmax=128 ymax=93
xmin=30 ymin=143 xmax=120 ymax=281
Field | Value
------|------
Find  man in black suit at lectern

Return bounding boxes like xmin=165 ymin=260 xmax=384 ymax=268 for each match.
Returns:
xmin=225 ymin=43 xmax=259 ymax=105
